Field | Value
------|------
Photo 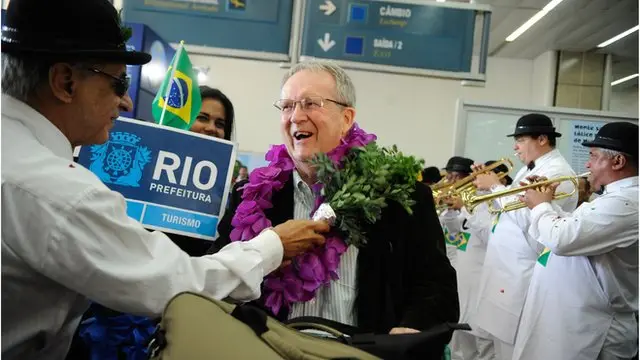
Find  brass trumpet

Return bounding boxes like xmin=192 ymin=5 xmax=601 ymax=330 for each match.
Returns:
xmin=435 ymin=158 xmax=514 ymax=202
xmin=461 ymin=172 xmax=590 ymax=214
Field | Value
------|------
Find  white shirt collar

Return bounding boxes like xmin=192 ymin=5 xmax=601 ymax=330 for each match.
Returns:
xmin=530 ymin=148 xmax=560 ymax=170
xmin=293 ymin=170 xmax=305 ymax=189
xmin=604 ymin=176 xmax=639 ymax=194
xmin=1 ymin=94 xmax=73 ymax=160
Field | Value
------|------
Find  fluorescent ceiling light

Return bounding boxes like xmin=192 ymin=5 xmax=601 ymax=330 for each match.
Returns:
xmin=597 ymin=25 xmax=639 ymax=48
xmin=505 ymin=0 xmax=565 ymax=42
xmin=436 ymin=0 xmax=446 ymax=2
xmin=611 ymin=73 xmax=639 ymax=86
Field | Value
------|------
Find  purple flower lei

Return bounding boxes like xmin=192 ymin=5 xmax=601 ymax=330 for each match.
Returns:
xmin=229 ymin=123 xmax=377 ymax=315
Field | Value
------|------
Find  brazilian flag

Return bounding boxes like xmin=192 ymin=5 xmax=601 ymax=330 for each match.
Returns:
xmin=152 ymin=41 xmax=202 ymax=130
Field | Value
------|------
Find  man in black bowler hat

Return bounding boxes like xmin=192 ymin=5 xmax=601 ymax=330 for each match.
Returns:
xmin=443 ymin=156 xmax=474 ymax=183
xmin=469 ymin=113 xmax=578 ymax=360
xmin=438 ymin=156 xmax=474 ymax=268
xmin=0 ymin=0 xmax=329 ymax=358
xmin=515 ymin=121 xmax=639 ymax=360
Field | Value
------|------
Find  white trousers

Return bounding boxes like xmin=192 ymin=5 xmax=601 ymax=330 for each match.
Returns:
xmin=450 ymin=330 xmax=496 ymax=360
xmin=492 ymin=337 xmax=514 ymax=360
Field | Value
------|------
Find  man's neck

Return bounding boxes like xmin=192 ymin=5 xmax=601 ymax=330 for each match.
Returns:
xmin=605 ymin=170 xmax=638 ymax=187
xmin=295 ymin=162 xmax=317 ymax=186
xmin=27 ymin=96 xmax=78 ymax=147
xmin=533 ymin=146 xmax=553 ymax=162
xmin=528 ymin=146 xmax=554 ymax=167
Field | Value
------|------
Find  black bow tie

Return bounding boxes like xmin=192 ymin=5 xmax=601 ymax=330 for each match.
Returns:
xmin=527 ymin=161 xmax=535 ymax=170
xmin=462 ymin=219 xmax=469 ymax=230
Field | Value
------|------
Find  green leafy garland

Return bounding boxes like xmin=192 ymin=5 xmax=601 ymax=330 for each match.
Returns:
xmin=310 ymin=143 xmax=424 ymax=248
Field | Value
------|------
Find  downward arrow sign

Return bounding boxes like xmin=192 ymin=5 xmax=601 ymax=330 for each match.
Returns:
xmin=317 ymin=33 xmax=335 ymax=52
xmin=319 ymin=0 xmax=336 ymax=16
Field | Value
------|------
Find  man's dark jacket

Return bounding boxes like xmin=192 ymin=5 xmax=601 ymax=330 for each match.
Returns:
xmin=211 ymin=176 xmax=459 ymax=334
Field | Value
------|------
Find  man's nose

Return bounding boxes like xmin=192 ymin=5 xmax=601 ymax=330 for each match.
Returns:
xmin=119 ymin=93 xmax=133 ymax=113
xmin=290 ymin=103 xmax=308 ymax=124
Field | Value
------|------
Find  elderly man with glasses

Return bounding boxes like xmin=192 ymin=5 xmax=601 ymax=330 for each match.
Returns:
xmin=211 ymin=61 xmax=459 ymax=353
xmin=1 ymin=1 xmax=330 ymax=359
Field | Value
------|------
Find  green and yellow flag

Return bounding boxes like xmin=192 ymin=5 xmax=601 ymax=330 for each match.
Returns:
xmin=152 ymin=41 xmax=201 ymax=130
xmin=537 ymin=247 xmax=551 ymax=267
xmin=456 ymin=232 xmax=471 ymax=251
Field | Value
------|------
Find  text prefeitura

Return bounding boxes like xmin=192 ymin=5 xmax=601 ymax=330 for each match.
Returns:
xmin=150 ymin=150 xmax=217 ymax=203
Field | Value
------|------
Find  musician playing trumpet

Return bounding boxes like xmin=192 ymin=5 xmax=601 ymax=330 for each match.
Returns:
xmin=445 ymin=161 xmax=512 ymax=360
xmin=467 ymin=114 xmax=578 ymax=360
xmin=438 ymin=156 xmax=475 ymax=268
xmin=513 ymin=121 xmax=639 ymax=360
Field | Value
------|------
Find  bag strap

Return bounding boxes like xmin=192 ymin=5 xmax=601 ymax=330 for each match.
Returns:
xmin=285 ymin=316 xmax=363 ymax=336
xmin=448 ymin=323 xmax=472 ymax=331
xmin=230 ymin=304 xmax=269 ymax=336
xmin=146 ymin=324 xmax=167 ymax=359
xmin=287 ymin=317 xmax=471 ymax=334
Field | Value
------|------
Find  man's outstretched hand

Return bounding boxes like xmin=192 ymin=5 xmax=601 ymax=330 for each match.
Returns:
xmin=273 ymin=219 xmax=330 ymax=260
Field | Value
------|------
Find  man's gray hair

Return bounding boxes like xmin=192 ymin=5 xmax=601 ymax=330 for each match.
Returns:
xmin=1 ymin=54 xmax=50 ymax=102
xmin=282 ymin=60 xmax=356 ymax=107
xmin=599 ymin=147 xmax=637 ymax=168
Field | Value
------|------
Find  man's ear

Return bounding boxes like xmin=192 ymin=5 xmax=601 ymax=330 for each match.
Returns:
xmin=537 ymin=134 xmax=549 ymax=146
xmin=49 ymin=63 xmax=76 ymax=104
xmin=341 ymin=107 xmax=356 ymax=136
xmin=611 ymin=154 xmax=627 ymax=171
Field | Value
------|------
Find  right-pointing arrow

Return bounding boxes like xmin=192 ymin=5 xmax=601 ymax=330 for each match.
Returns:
xmin=317 ymin=33 xmax=335 ymax=52
xmin=319 ymin=0 xmax=336 ymax=16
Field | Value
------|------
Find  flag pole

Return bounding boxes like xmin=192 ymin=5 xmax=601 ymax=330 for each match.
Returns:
xmin=159 ymin=40 xmax=185 ymax=126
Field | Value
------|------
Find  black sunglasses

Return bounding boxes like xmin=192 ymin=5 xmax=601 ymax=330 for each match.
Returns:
xmin=84 ymin=68 xmax=131 ymax=98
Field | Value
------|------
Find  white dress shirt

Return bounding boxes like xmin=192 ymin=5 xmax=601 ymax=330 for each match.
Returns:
xmin=449 ymin=202 xmax=496 ymax=360
xmin=513 ymin=176 xmax=639 ymax=360
xmin=440 ymin=209 xmax=463 ymax=269
xmin=474 ymin=149 xmax=578 ymax=345
xmin=455 ymin=203 xmax=494 ymax=334
xmin=288 ymin=171 xmax=359 ymax=326
xmin=1 ymin=95 xmax=284 ymax=360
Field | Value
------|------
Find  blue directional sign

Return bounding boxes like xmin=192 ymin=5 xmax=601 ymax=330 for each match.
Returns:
xmin=123 ymin=0 xmax=293 ymax=58
xmin=301 ymin=0 xmax=489 ymax=77
xmin=76 ymin=118 xmax=237 ymax=240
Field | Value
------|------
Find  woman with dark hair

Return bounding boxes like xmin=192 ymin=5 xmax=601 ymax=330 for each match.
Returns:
xmin=190 ymin=86 xmax=235 ymax=141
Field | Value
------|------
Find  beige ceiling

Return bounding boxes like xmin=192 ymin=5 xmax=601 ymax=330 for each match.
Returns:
xmin=477 ymin=0 xmax=638 ymax=60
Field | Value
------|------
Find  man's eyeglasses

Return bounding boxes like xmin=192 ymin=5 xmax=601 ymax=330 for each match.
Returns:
xmin=273 ymin=96 xmax=350 ymax=113
xmin=83 ymin=68 xmax=131 ymax=98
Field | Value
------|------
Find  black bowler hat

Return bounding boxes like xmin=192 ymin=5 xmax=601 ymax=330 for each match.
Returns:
xmin=485 ymin=160 xmax=513 ymax=186
xmin=444 ymin=156 xmax=474 ymax=174
xmin=582 ymin=122 xmax=639 ymax=159
xmin=506 ymin=113 xmax=562 ymax=138
xmin=1 ymin=0 xmax=151 ymax=65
